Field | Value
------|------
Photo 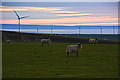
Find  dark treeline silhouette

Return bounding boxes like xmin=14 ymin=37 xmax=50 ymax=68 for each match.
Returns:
xmin=2 ymin=30 xmax=119 ymax=44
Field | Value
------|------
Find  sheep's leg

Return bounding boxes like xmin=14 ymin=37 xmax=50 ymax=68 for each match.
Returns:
xmin=41 ymin=43 xmax=43 ymax=46
xmin=48 ymin=43 xmax=49 ymax=46
xmin=67 ymin=52 xmax=69 ymax=56
xmin=89 ymin=43 xmax=90 ymax=46
xmin=76 ymin=52 xmax=79 ymax=56
xmin=94 ymin=43 xmax=95 ymax=46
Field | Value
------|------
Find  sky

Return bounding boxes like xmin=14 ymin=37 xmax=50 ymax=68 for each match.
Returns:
xmin=2 ymin=0 xmax=120 ymax=2
xmin=1 ymin=2 xmax=118 ymax=26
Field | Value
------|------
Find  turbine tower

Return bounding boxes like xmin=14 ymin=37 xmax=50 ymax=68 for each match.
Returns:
xmin=113 ymin=24 xmax=115 ymax=34
xmin=14 ymin=10 xmax=29 ymax=32
xmin=79 ymin=26 xmax=80 ymax=34
xmin=100 ymin=28 xmax=102 ymax=35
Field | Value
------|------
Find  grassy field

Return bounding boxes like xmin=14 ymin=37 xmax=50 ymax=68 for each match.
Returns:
xmin=2 ymin=42 xmax=118 ymax=78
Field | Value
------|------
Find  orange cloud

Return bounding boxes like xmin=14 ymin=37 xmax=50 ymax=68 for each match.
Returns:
xmin=0 ymin=9 xmax=28 ymax=11
xmin=0 ymin=6 xmax=62 ymax=11
xmin=57 ymin=13 xmax=92 ymax=16
xmin=52 ymin=11 xmax=79 ymax=14
xmin=28 ymin=7 xmax=62 ymax=11
xmin=2 ymin=16 xmax=118 ymax=26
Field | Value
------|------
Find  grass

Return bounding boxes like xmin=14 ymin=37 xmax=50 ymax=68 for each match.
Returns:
xmin=2 ymin=42 xmax=119 ymax=78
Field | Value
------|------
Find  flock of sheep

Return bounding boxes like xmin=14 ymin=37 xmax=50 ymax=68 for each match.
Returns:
xmin=41 ymin=38 xmax=98 ymax=56
xmin=6 ymin=38 xmax=98 ymax=56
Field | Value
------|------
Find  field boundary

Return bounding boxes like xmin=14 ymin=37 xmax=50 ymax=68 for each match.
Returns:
xmin=2 ymin=30 xmax=119 ymax=44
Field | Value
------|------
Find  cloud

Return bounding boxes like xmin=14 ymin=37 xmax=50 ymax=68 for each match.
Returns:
xmin=57 ymin=13 xmax=92 ymax=17
xmin=51 ymin=9 xmax=92 ymax=17
xmin=0 ymin=6 xmax=62 ymax=11
xmin=0 ymin=8 xmax=28 ymax=11
xmin=52 ymin=11 xmax=79 ymax=14
xmin=25 ymin=7 xmax=62 ymax=11
xmin=1 ymin=6 xmax=92 ymax=18
xmin=0 ymin=6 xmax=28 ymax=11
xmin=1 ymin=2 xmax=118 ymax=26
xmin=2 ymin=16 xmax=118 ymax=26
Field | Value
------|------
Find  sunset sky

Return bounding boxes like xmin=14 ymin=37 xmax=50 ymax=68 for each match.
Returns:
xmin=2 ymin=0 xmax=119 ymax=2
xmin=1 ymin=2 xmax=118 ymax=26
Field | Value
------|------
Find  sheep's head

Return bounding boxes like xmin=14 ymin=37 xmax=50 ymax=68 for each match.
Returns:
xmin=77 ymin=43 xmax=82 ymax=48
xmin=77 ymin=43 xmax=81 ymax=47
xmin=77 ymin=43 xmax=80 ymax=46
xmin=95 ymin=38 xmax=98 ymax=41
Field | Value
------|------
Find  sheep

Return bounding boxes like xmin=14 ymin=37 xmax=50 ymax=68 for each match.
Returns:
xmin=66 ymin=43 xmax=82 ymax=56
xmin=6 ymin=40 xmax=12 ymax=43
xmin=89 ymin=38 xmax=98 ymax=46
xmin=104 ymin=37 xmax=107 ymax=40
xmin=41 ymin=38 xmax=51 ymax=46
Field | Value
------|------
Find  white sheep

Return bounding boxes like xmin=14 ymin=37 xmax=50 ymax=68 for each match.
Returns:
xmin=41 ymin=38 xmax=51 ymax=46
xmin=66 ymin=43 xmax=82 ymax=56
xmin=89 ymin=38 xmax=98 ymax=46
xmin=6 ymin=40 xmax=12 ymax=43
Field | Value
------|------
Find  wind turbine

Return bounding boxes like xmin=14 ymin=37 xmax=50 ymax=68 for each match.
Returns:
xmin=100 ymin=27 xmax=102 ymax=35
xmin=51 ymin=25 xmax=53 ymax=34
xmin=113 ymin=24 xmax=115 ymax=34
xmin=13 ymin=10 xmax=29 ymax=32
xmin=79 ymin=26 xmax=80 ymax=34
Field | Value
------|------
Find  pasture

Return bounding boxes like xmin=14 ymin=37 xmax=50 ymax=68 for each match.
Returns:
xmin=2 ymin=42 xmax=118 ymax=78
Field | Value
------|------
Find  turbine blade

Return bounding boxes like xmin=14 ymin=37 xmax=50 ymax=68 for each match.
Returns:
xmin=13 ymin=10 xmax=20 ymax=18
xmin=21 ymin=16 xmax=29 ymax=19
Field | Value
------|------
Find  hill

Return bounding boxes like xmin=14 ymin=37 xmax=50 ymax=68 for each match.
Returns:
xmin=1 ymin=30 xmax=119 ymax=44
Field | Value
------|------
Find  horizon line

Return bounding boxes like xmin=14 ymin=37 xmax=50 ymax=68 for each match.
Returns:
xmin=1 ymin=24 xmax=119 ymax=26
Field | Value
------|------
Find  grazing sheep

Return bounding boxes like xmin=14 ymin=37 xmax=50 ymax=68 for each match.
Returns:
xmin=89 ymin=38 xmax=98 ymax=46
xmin=104 ymin=37 xmax=107 ymax=40
xmin=6 ymin=40 xmax=12 ymax=43
xmin=66 ymin=43 xmax=82 ymax=56
xmin=41 ymin=38 xmax=51 ymax=46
